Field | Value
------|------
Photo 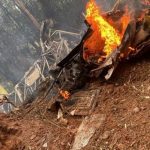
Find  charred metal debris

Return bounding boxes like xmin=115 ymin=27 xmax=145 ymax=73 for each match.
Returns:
xmin=40 ymin=6 xmax=150 ymax=116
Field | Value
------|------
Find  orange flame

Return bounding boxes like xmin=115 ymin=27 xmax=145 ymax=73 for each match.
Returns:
xmin=59 ymin=90 xmax=70 ymax=100
xmin=84 ymin=0 xmax=121 ymax=62
xmin=120 ymin=6 xmax=131 ymax=36
xmin=83 ymin=0 xmax=131 ymax=62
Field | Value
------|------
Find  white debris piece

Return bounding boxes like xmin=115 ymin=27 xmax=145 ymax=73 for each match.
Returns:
xmin=71 ymin=114 xmax=106 ymax=150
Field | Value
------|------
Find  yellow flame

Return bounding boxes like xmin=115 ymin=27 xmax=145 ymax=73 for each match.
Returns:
xmin=86 ymin=0 xmax=121 ymax=57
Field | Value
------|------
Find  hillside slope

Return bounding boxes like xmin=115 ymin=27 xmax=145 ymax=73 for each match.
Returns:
xmin=0 ymin=52 xmax=150 ymax=150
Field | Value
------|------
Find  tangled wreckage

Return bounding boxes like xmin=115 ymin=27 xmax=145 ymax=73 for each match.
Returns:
xmin=0 ymin=0 xmax=150 ymax=115
xmin=38 ymin=0 xmax=150 ymax=116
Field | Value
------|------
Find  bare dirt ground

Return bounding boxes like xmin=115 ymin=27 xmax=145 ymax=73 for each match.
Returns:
xmin=0 ymin=53 xmax=150 ymax=150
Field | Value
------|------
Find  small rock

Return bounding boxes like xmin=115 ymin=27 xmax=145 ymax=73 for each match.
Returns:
xmin=59 ymin=118 xmax=68 ymax=126
xmin=61 ymin=142 xmax=65 ymax=146
xmin=143 ymin=96 xmax=150 ymax=99
xmin=67 ymin=142 xmax=71 ymax=146
xmin=115 ymin=83 xmax=119 ymax=86
xmin=30 ymin=135 xmax=36 ymax=140
xmin=70 ymin=110 xmax=76 ymax=116
xmin=43 ymin=143 xmax=48 ymax=148
xmin=101 ymin=131 xmax=110 ymax=140
xmin=117 ymin=143 xmax=125 ymax=150
xmin=14 ymin=107 xmax=20 ymax=111
xmin=57 ymin=109 xmax=63 ymax=119
xmin=124 ymin=124 xmax=127 ymax=129
xmin=28 ymin=146 xmax=34 ymax=150
xmin=133 ymin=107 xmax=140 ymax=113
xmin=141 ymin=107 xmax=146 ymax=110
xmin=105 ymin=141 xmax=109 ymax=144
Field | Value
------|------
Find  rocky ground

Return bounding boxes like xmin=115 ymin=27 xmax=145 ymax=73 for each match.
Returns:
xmin=0 ymin=52 xmax=150 ymax=150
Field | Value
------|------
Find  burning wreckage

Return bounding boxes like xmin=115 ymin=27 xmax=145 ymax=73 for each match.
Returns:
xmin=41 ymin=0 xmax=150 ymax=116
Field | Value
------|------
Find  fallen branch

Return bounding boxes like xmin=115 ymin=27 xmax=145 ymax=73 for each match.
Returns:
xmin=14 ymin=0 xmax=40 ymax=30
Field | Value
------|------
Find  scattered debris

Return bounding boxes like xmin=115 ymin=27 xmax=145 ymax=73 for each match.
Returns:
xmin=45 ymin=2 xmax=150 ymax=116
xmin=30 ymin=135 xmax=36 ymax=140
xmin=0 ymin=94 xmax=18 ymax=110
xmin=116 ymin=143 xmax=125 ymax=150
xmin=43 ymin=142 xmax=48 ymax=148
xmin=143 ymin=96 xmax=150 ymax=99
xmin=61 ymin=89 xmax=100 ymax=116
xmin=133 ymin=107 xmax=140 ymax=113
xmin=57 ymin=109 xmax=63 ymax=119
xmin=59 ymin=118 xmax=68 ymax=126
xmin=101 ymin=131 xmax=111 ymax=140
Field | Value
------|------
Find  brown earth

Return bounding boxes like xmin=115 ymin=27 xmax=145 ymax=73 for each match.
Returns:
xmin=0 ymin=53 xmax=150 ymax=150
